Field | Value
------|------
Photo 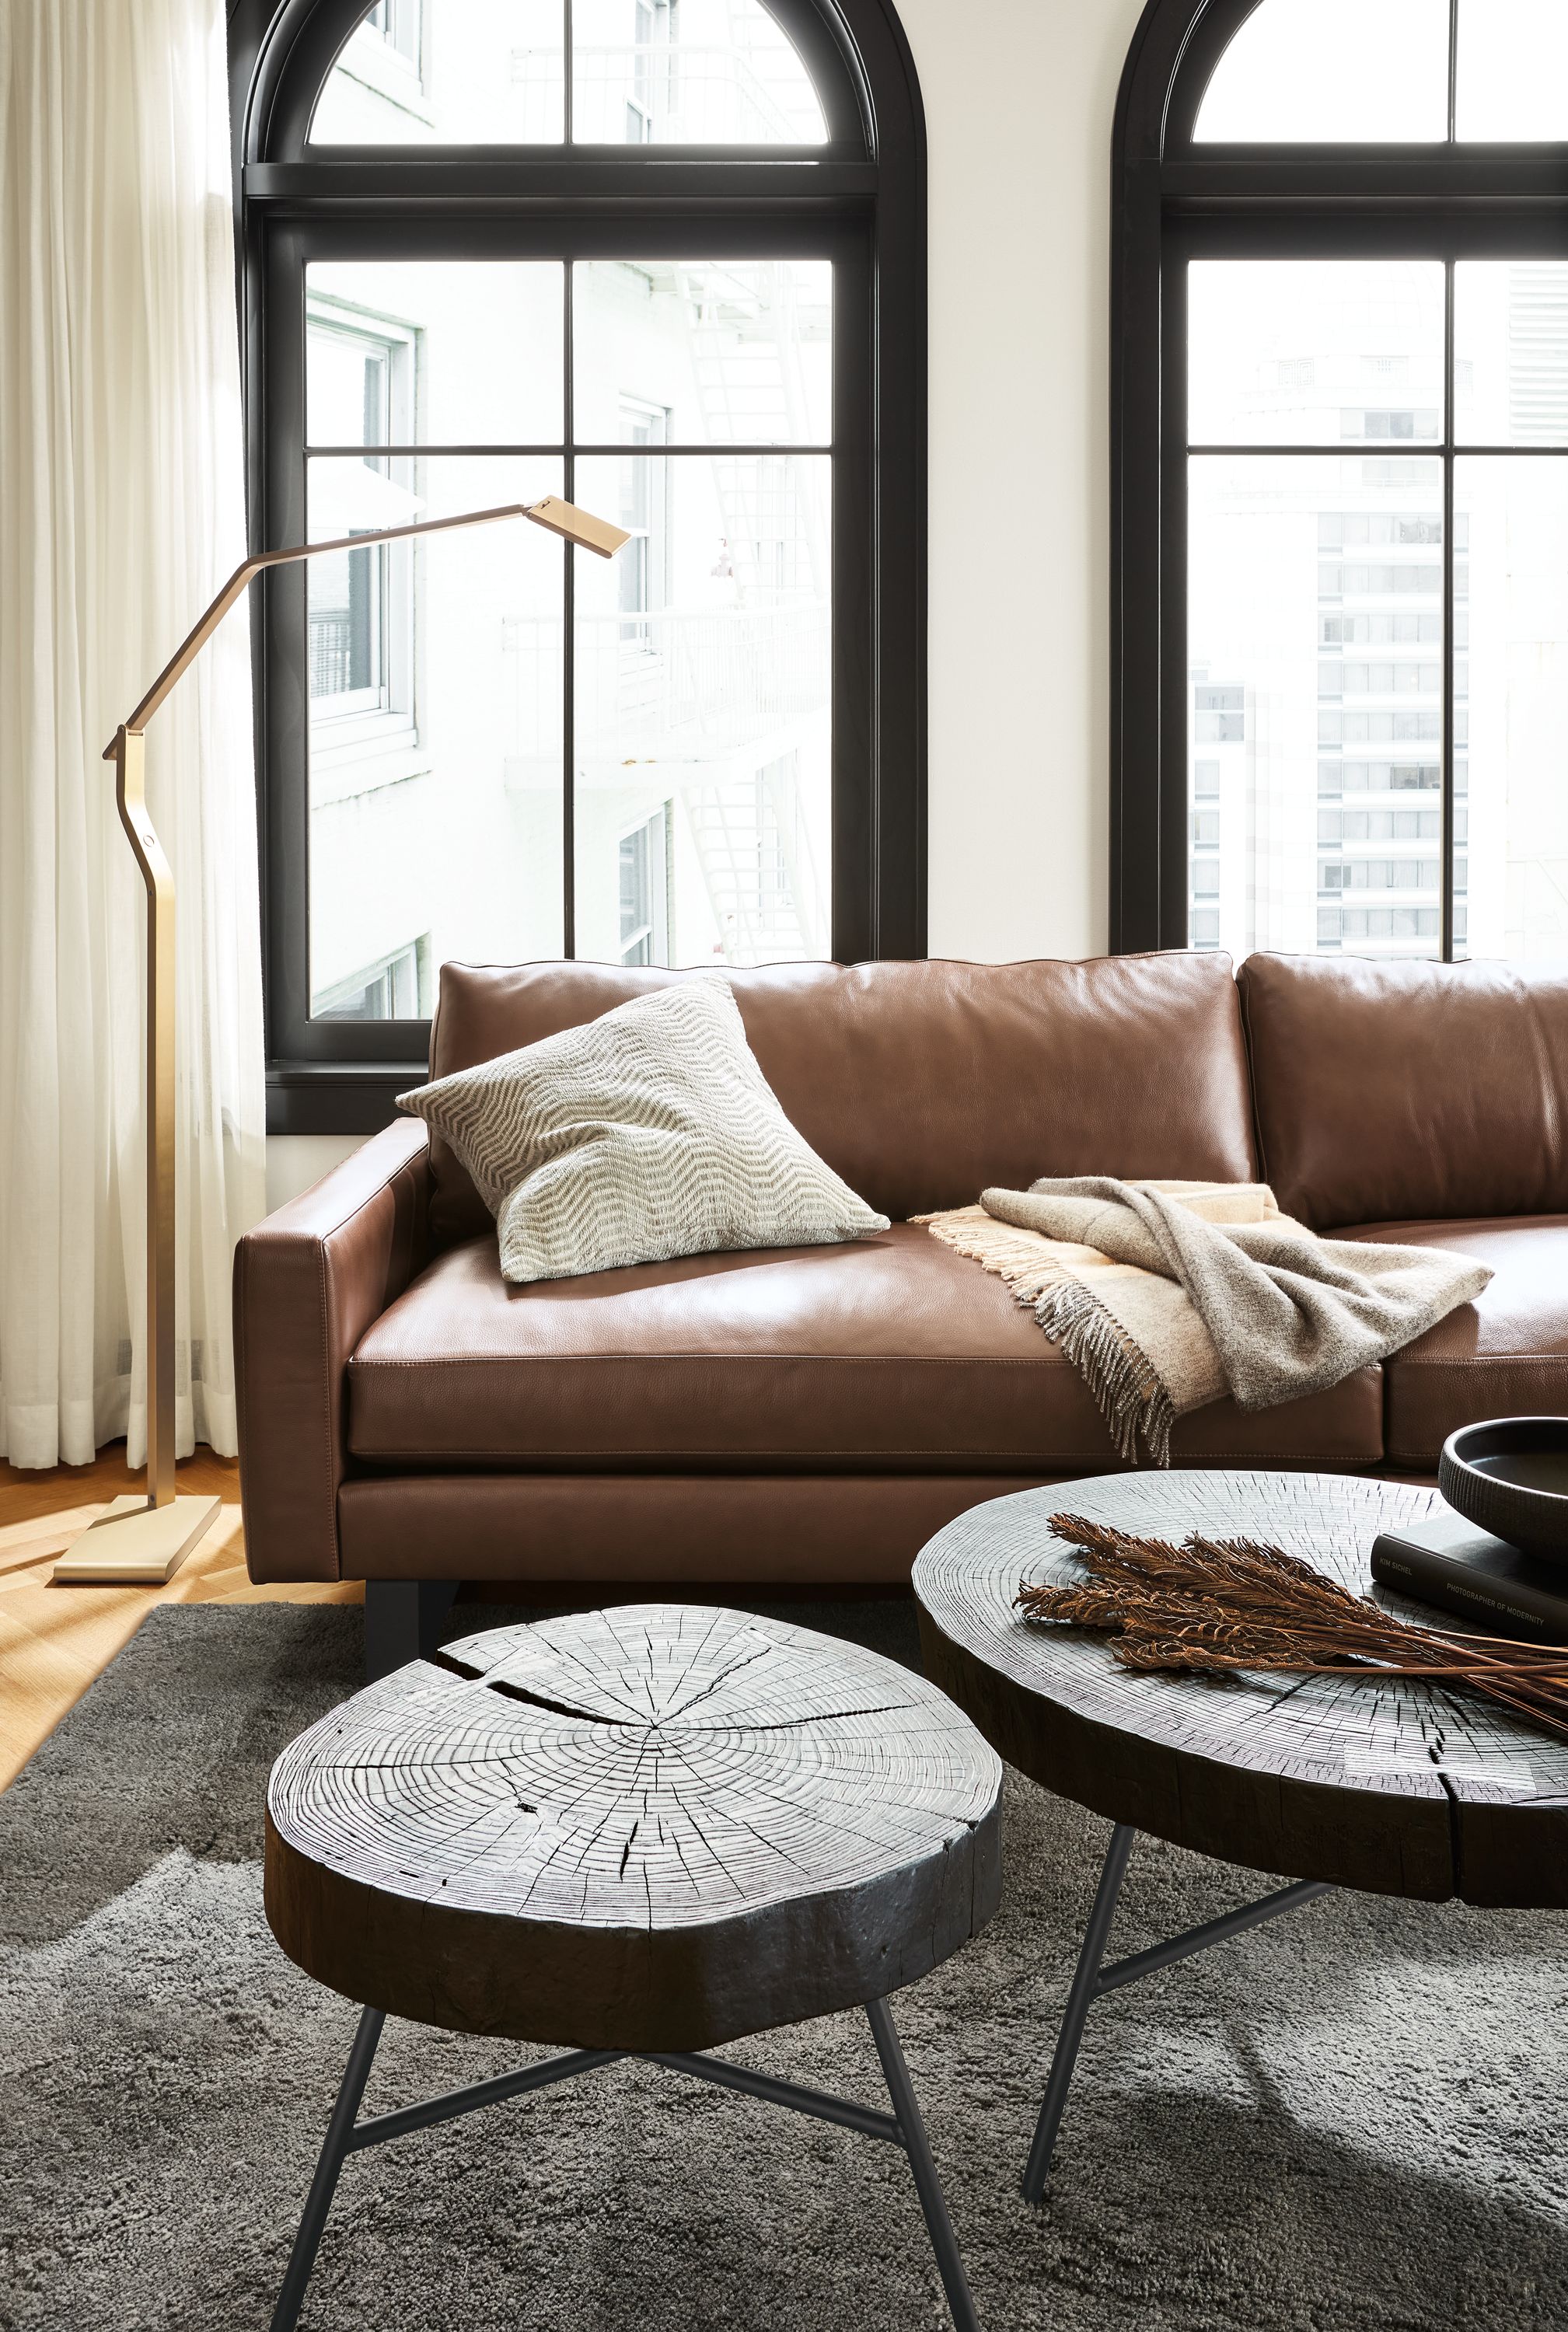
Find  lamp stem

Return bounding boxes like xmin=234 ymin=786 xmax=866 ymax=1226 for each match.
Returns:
xmin=113 ymin=724 xmax=177 ymax=1509
xmin=63 ymin=497 xmax=623 ymax=1576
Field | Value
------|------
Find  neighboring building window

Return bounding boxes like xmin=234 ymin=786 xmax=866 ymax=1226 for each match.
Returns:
xmin=616 ymin=395 xmax=669 ymax=641
xmin=304 ymin=306 xmax=415 ymax=737
xmin=1112 ymin=0 xmax=1568 ymax=966
xmin=618 ymin=805 xmax=672 ymax=963
xmin=231 ymin=0 xmax=924 ymax=1130
xmin=314 ymin=936 xmax=431 ymax=1019
xmin=365 ymin=1 xmax=421 ymax=66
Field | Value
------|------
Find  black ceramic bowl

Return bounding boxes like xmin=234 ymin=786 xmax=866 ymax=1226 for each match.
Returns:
xmin=1439 ymin=1416 xmax=1568 ymax=1562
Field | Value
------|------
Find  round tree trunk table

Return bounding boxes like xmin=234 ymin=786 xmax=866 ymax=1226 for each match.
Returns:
xmin=912 ymin=1469 xmax=1568 ymax=2205
xmin=264 ymin=1604 xmax=1004 ymax=2332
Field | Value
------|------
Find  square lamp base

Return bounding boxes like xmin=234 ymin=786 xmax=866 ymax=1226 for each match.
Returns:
xmin=52 ymin=1492 xmax=222 ymax=1586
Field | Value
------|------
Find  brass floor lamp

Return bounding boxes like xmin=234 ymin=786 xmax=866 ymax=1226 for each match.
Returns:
xmin=54 ymin=494 xmax=627 ymax=1584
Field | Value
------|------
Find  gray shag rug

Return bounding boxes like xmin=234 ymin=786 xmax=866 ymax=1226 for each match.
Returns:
xmin=3 ymin=1599 xmax=1567 ymax=2332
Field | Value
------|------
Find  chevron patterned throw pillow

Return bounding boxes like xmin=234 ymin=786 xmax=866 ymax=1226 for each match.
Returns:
xmin=397 ymin=974 xmax=891 ymax=1284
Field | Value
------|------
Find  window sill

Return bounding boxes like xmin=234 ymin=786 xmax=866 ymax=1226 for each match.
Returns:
xmin=267 ymin=1061 xmax=427 ymax=1135
xmin=311 ymin=740 xmax=433 ymax=808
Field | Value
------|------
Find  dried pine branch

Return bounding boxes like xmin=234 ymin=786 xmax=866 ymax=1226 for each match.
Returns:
xmin=1016 ymin=1513 xmax=1568 ymax=1747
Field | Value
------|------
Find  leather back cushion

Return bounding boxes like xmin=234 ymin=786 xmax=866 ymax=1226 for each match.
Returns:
xmin=1239 ymin=952 xmax=1568 ymax=1229
xmin=424 ymin=953 xmax=1259 ymax=1245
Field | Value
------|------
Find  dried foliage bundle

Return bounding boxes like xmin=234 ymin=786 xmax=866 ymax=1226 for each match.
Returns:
xmin=1018 ymin=1513 xmax=1568 ymax=1746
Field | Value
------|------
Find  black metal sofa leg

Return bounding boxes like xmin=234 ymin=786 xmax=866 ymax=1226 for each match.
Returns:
xmin=363 ymin=1580 xmax=458 ymax=1681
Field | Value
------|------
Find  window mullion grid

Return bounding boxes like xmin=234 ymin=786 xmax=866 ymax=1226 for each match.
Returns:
xmin=1442 ymin=256 xmax=1456 ymax=962
xmin=1182 ymin=234 xmax=1505 ymax=970
xmin=306 ymin=442 xmax=833 ymax=457
xmin=252 ymin=5 xmax=926 ymax=1126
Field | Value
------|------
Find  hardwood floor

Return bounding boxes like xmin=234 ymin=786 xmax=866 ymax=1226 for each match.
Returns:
xmin=0 ymin=1447 xmax=359 ymax=1793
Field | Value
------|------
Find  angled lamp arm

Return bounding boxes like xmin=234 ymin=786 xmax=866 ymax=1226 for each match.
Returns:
xmin=106 ymin=496 xmax=623 ymax=750
xmin=61 ymin=496 xmax=625 ymax=1587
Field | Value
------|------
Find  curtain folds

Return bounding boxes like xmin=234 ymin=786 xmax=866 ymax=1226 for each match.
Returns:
xmin=0 ymin=0 xmax=265 ymax=1467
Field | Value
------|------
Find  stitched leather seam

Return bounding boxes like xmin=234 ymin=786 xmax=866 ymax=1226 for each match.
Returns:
xmin=351 ymin=1355 xmax=1084 ymax=1370
xmin=1517 ymin=967 xmax=1563 ymax=1188
xmin=235 ymin=1238 xmax=252 ymax=1504
xmin=317 ymin=1235 xmax=334 ymax=1566
xmin=350 ymin=1437 xmax=1101 ymax=1455
xmin=346 ymin=1353 xmax=1385 ymax=1374
xmin=344 ymin=1441 xmax=1385 ymax=1462
xmin=1234 ymin=965 xmax=1272 ymax=1195
xmin=312 ymin=1147 xmax=424 ymax=1578
xmin=269 ymin=1124 xmax=428 ymax=1245
xmin=345 ymin=1461 xmax=1385 ymax=1475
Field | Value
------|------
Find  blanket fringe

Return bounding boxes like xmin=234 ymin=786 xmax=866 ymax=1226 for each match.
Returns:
xmin=1030 ymin=1280 xmax=1175 ymax=1469
xmin=916 ymin=1205 xmax=1175 ymax=1465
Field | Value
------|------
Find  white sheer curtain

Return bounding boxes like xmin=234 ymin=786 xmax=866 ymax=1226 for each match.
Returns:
xmin=0 ymin=0 xmax=265 ymax=1468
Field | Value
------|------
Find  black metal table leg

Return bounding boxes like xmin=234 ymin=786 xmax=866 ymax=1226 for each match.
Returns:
xmin=271 ymin=2006 xmax=385 ymax=2332
xmin=1023 ymin=1824 xmax=1336 ymax=2205
xmin=866 ymin=1994 xmax=981 ymax=2332
xmin=1021 ymin=1821 xmax=1136 ymax=2204
xmin=271 ymin=2002 xmax=983 ymax=2327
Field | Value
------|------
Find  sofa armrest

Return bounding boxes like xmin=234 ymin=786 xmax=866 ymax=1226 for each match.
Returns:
xmin=236 ymin=1119 xmax=432 ymax=1583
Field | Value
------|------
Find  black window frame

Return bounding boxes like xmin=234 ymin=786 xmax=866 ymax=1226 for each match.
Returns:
xmin=1112 ymin=0 xmax=1568 ymax=955
xmin=227 ymin=0 xmax=926 ymax=1132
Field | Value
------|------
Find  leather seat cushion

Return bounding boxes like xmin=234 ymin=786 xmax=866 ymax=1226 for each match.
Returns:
xmin=1346 ymin=1217 xmax=1568 ymax=1469
xmin=347 ymin=1222 xmax=1383 ymax=1471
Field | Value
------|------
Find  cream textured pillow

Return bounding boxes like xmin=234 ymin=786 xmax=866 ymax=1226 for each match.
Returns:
xmin=397 ymin=974 xmax=890 ymax=1285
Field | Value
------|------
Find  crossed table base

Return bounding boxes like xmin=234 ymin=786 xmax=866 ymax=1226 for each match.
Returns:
xmin=264 ymin=1604 xmax=1004 ymax=2328
xmin=913 ymin=1468 xmax=1568 ymax=2202
xmin=272 ymin=1993 xmax=970 ymax=2332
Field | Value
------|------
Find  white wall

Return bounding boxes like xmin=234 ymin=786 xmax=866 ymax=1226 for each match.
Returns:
xmin=903 ymin=0 xmax=1146 ymax=962
xmin=266 ymin=1133 xmax=364 ymax=1211
xmin=262 ymin=0 xmax=1145 ymax=1193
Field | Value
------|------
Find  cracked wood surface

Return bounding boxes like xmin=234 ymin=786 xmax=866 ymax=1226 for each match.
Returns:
xmin=266 ymin=1604 xmax=1004 ymax=2051
xmin=913 ymin=1471 xmax=1568 ymax=1910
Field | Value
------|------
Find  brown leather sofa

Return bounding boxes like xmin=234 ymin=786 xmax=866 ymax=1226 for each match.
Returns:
xmin=236 ymin=950 xmax=1568 ymax=1671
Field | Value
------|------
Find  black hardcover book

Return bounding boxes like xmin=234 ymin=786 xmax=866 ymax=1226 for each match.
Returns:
xmin=1371 ymin=1507 xmax=1568 ymax=1643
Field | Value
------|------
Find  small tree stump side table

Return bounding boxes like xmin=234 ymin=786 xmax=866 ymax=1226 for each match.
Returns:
xmin=264 ymin=1604 xmax=1004 ymax=2332
xmin=912 ymin=1469 xmax=1568 ymax=2205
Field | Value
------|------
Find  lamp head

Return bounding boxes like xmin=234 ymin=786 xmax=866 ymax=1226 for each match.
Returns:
xmin=526 ymin=495 xmax=630 ymax=559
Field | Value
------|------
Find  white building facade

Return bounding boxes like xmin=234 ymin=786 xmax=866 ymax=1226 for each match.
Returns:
xmin=302 ymin=0 xmax=833 ymax=1019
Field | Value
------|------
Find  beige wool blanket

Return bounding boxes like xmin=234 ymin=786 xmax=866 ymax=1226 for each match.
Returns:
xmin=919 ymin=1177 xmax=1493 ymax=1466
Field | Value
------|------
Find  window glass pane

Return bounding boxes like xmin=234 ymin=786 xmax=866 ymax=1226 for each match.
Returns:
xmin=1193 ymin=0 xmax=1448 ymax=142
xmin=1457 ymin=458 xmax=1568 ymax=961
xmin=1456 ymin=1 xmax=1568 ymax=140
xmin=306 ymin=456 xmax=566 ymax=1017
xmin=306 ymin=262 xmax=565 ymax=446
xmin=1455 ymin=263 xmax=1568 ymax=447
xmin=572 ymin=452 xmax=830 ymax=965
xmin=310 ymin=0 xmax=565 ymax=144
xmin=574 ymin=260 xmax=831 ymax=446
xmin=1190 ymin=262 xmax=1445 ymax=446
xmin=572 ymin=0 xmax=827 ymax=144
xmin=1189 ymin=455 xmax=1445 ymax=960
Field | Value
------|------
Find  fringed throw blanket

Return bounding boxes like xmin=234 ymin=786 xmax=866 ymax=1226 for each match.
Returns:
xmin=919 ymin=1177 xmax=1493 ymax=1465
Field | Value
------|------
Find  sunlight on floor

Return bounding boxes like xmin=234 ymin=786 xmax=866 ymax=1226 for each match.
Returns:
xmin=0 ymin=1448 xmax=360 ymax=1793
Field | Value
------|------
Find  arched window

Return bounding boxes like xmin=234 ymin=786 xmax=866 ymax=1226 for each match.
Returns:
xmin=1112 ymin=0 xmax=1568 ymax=967
xmin=228 ymin=0 xmax=924 ymax=1131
